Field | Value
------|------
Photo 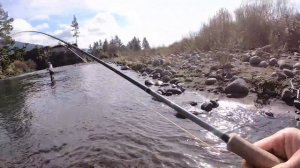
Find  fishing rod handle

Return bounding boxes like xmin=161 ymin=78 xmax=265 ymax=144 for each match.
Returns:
xmin=227 ymin=133 xmax=282 ymax=168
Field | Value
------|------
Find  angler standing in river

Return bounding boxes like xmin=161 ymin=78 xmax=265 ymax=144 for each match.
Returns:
xmin=48 ymin=62 xmax=54 ymax=82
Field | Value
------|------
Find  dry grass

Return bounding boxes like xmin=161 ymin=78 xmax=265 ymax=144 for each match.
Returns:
xmin=159 ymin=0 xmax=299 ymax=54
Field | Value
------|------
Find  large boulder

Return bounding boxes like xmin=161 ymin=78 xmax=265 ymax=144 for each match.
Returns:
xmin=278 ymin=60 xmax=293 ymax=70
xmin=205 ymin=78 xmax=217 ymax=85
xmin=283 ymin=69 xmax=294 ymax=78
xmin=258 ymin=61 xmax=268 ymax=68
xmin=249 ymin=56 xmax=262 ymax=66
xmin=224 ymin=78 xmax=249 ymax=98
xmin=269 ymin=58 xmax=278 ymax=66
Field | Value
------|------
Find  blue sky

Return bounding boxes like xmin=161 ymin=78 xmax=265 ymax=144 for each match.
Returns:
xmin=1 ymin=0 xmax=300 ymax=48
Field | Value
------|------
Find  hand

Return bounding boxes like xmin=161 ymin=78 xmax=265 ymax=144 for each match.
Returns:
xmin=243 ymin=128 xmax=300 ymax=168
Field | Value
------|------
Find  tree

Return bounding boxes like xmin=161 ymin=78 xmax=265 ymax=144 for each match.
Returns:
xmin=142 ymin=37 xmax=150 ymax=50
xmin=103 ymin=39 xmax=108 ymax=52
xmin=127 ymin=37 xmax=141 ymax=51
xmin=0 ymin=4 xmax=14 ymax=73
xmin=70 ymin=15 xmax=79 ymax=45
xmin=0 ymin=4 xmax=13 ymax=45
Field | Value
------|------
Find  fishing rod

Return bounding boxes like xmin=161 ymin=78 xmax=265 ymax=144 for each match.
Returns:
xmin=13 ymin=31 xmax=281 ymax=167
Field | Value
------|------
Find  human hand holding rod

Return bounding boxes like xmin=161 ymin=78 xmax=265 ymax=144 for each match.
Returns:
xmin=242 ymin=128 xmax=300 ymax=168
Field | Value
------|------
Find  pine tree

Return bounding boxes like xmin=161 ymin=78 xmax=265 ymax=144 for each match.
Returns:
xmin=142 ymin=37 xmax=150 ymax=50
xmin=127 ymin=37 xmax=141 ymax=51
xmin=0 ymin=4 xmax=13 ymax=45
xmin=103 ymin=39 xmax=108 ymax=52
xmin=70 ymin=15 xmax=79 ymax=45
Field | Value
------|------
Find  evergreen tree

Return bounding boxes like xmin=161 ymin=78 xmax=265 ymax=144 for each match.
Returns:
xmin=70 ymin=15 xmax=79 ymax=45
xmin=0 ymin=4 xmax=13 ymax=45
xmin=127 ymin=37 xmax=141 ymax=51
xmin=103 ymin=39 xmax=108 ymax=52
xmin=142 ymin=37 xmax=150 ymax=50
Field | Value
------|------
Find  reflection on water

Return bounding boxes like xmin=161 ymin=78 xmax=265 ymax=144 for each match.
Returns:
xmin=0 ymin=63 xmax=297 ymax=167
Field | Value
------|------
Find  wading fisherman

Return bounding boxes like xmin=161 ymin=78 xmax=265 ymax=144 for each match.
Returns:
xmin=48 ymin=62 xmax=54 ymax=82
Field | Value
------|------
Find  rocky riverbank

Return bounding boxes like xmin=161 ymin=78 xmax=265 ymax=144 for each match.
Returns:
xmin=113 ymin=46 xmax=300 ymax=112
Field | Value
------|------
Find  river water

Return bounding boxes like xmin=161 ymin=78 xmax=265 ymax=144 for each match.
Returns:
xmin=0 ymin=63 xmax=297 ymax=168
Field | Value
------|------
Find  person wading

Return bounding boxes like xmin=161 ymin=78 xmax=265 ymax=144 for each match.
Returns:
xmin=48 ymin=62 xmax=54 ymax=82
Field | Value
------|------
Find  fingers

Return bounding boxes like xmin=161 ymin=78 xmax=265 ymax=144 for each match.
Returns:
xmin=254 ymin=129 xmax=287 ymax=159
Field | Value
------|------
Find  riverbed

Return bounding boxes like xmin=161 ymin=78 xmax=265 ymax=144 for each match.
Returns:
xmin=0 ymin=63 xmax=297 ymax=168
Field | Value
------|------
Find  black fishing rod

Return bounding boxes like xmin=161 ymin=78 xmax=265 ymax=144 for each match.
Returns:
xmin=13 ymin=31 xmax=281 ymax=167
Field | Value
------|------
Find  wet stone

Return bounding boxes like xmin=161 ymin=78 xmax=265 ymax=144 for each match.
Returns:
xmin=189 ymin=101 xmax=198 ymax=106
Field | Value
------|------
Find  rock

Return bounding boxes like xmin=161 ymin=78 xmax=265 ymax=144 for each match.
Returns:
xmin=210 ymin=65 xmax=219 ymax=71
xmin=142 ymin=72 xmax=148 ymax=76
xmin=294 ymin=70 xmax=300 ymax=75
xmin=152 ymin=73 xmax=161 ymax=79
xmin=278 ymin=60 xmax=293 ymax=70
xmin=152 ymin=59 xmax=161 ymax=66
xmin=201 ymin=102 xmax=214 ymax=112
xmin=189 ymin=101 xmax=198 ymax=106
xmin=242 ymin=54 xmax=251 ymax=62
xmin=160 ymin=83 xmax=169 ymax=87
xmin=281 ymin=88 xmax=294 ymax=104
xmin=283 ymin=69 xmax=294 ymax=78
xmin=205 ymin=78 xmax=217 ymax=85
xmin=222 ymin=64 xmax=235 ymax=69
xmin=249 ymin=56 xmax=262 ymax=66
xmin=294 ymin=63 xmax=300 ymax=70
xmin=261 ymin=44 xmax=272 ymax=53
xmin=161 ymin=70 xmax=173 ymax=77
xmin=185 ymin=78 xmax=193 ymax=82
xmin=145 ymin=68 xmax=153 ymax=74
xmin=277 ymin=72 xmax=288 ymax=80
xmin=210 ymin=100 xmax=219 ymax=108
xmin=121 ymin=65 xmax=130 ymax=70
xmin=258 ymin=61 xmax=268 ymax=68
xmin=175 ymin=112 xmax=186 ymax=119
xmin=170 ymin=79 xmax=179 ymax=84
xmin=155 ymin=80 xmax=163 ymax=86
xmin=271 ymin=72 xmax=277 ymax=77
xmin=264 ymin=111 xmax=274 ymax=118
xmin=294 ymin=100 xmax=300 ymax=110
xmin=161 ymin=75 xmax=171 ymax=83
xmin=224 ymin=78 xmax=249 ymax=98
xmin=131 ymin=63 xmax=145 ymax=71
xmin=145 ymin=80 xmax=155 ymax=86
xmin=269 ymin=58 xmax=278 ymax=66
xmin=152 ymin=68 xmax=163 ymax=75
xmin=165 ymin=88 xmax=182 ymax=95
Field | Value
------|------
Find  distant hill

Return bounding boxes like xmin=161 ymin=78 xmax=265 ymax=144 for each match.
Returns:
xmin=13 ymin=41 xmax=44 ymax=51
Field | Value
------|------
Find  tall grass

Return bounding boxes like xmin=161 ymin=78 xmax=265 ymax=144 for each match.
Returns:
xmin=165 ymin=0 xmax=299 ymax=53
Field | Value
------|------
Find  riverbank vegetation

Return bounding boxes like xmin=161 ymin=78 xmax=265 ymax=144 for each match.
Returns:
xmin=96 ymin=0 xmax=300 ymax=109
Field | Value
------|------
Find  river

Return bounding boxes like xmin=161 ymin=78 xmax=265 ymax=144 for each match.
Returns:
xmin=0 ymin=63 xmax=297 ymax=168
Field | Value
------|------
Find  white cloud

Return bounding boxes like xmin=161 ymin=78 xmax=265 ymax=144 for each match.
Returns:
xmin=35 ymin=23 xmax=49 ymax=30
